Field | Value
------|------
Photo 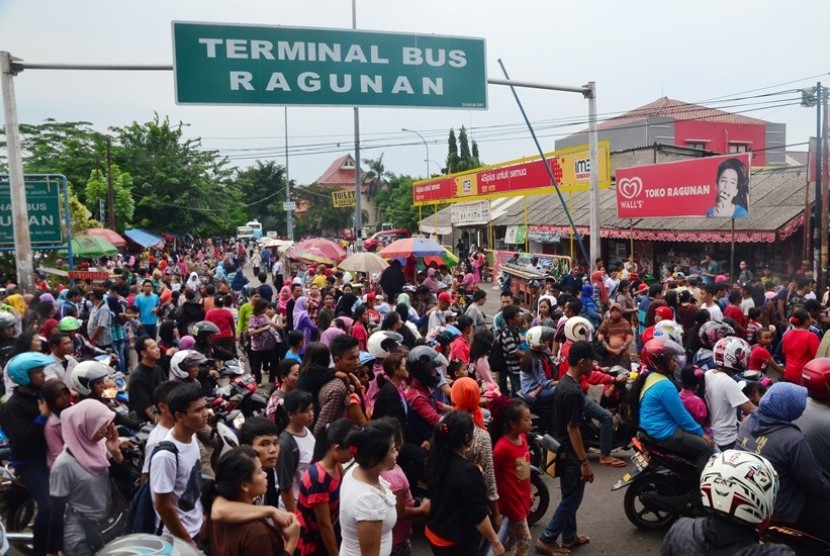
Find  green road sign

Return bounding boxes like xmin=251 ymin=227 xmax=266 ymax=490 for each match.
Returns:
xmin=172 ymin=22 xmax=487 ymax=109
xmin=0 ymin=179 xmax=62 ymax=244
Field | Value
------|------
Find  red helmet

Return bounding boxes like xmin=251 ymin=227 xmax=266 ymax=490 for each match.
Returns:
xmin=802 ymin=358 xmax=830 ymax=401
xmin=641 ymin=338 xmax=685 ymax=374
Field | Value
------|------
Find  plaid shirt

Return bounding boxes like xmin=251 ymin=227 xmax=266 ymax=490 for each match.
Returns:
xmin=313 ymin=378 xmax=348 ymax=435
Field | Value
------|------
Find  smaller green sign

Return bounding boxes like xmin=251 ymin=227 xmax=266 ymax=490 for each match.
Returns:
xmin=0 ymin=179 xmax=62 ymax=244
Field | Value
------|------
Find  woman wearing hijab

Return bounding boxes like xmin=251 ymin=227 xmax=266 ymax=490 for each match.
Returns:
xmin=185 ymin=272 xmax=202 ymax=300
xmin=47 ymin=399 xmax=124 ymax=555
xmin=277 ymin=286 xmax=293 ymax=317
xmin=42 ymin=378 xmax=72 ymax=469
xmin=422 ymin=268 xmax=444 ymax=294
xmin=335 ymin=291 xmax=358 ymax=319
xmin=379 ymin=260 xmax=406 ymax=301
xmin=293 ymin=296 xmax=319 ymax=351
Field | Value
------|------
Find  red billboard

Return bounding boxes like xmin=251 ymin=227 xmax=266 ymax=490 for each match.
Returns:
xmin=616 ymin=153 xmax=751 ymax=219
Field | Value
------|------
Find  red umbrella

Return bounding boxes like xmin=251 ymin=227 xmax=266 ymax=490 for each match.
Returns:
xmin=85 ymin=228 xmax=127 ymax=248
xmin=294 ymin=238 xmax=347 ymax=263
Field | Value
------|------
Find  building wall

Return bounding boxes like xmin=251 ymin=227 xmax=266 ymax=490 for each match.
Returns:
xmin=673 ymin=120 xmax=767 ymax=165
xmin=554 ymin=117 xmax=675 ymax=152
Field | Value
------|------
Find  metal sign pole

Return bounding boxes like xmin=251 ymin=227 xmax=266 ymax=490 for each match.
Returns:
xmin=0 ymin=52 xmax=34 ymax=292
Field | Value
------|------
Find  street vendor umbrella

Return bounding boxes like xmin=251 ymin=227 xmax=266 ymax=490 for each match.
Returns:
xmin=423 ymin=249 xmax=460 ymax=268
xmin=261 ymin=237 xmax=293 ymax=251
xmin=294 ymin=238 xmax=347 ymax=263
xmin=85 ymin=228 xmax=127 ymax=248
xmin=287 ymin=245 xmax=336 ymax=266
xmin=71 ymin=235 xmax=119 ymax=257
xmin=338 ymin=252 xmax=389 ymax=274
xmin=379 ymin=237 xmax=448 ymax=259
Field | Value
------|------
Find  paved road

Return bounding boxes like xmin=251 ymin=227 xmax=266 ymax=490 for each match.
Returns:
xmin=242 ymin=264 xmax=665 ymax=554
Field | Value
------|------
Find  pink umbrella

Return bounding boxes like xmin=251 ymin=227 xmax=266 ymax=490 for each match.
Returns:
xmin=85 ymin=228 xmax=127 ymax=248
xmin=294 ymin=238 xmax=347 ymax=263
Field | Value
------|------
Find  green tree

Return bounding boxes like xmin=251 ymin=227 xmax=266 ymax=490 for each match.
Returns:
xmin=112 ymin=115 xmax=240 ymax=235
xmin=0 ymin=119 xmax=106 ymax=203
xmin=67 ymin=187 xmax=98 ymax=235
xmin=446 ymin=128 xmax=460 ymax=174
xmin=374 ymin=174 xmax=419 ymax=231
xmin=293 ymin=184 xmax=354 ymax=236
xmin=235 ymin=160 xmax=290 ymax=233
xmin=85 ymin=164 xmax=135 ymax=231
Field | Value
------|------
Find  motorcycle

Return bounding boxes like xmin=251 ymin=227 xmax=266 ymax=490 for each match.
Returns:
xmin=526 ymin=431 xmax=560 ymax=526
xmin=612 ymin=434 xmax=699 ymax=530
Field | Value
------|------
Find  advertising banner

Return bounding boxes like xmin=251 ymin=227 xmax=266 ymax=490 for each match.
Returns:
xmin=615 ymin=153 xmax=751 ymax=219
xmin=173 ymin=22 xmax=487 ymax=109
xmin=412 ymin=141 xmax=611 ymax=205
xmin=450 ymin=201 xmax=490 ymax=225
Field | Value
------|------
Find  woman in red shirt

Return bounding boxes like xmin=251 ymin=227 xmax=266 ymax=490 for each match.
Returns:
xmin=781 ymin=309 xmax=820 ymax=384
xmin=205 ymin=294 xmax=238 ymax=355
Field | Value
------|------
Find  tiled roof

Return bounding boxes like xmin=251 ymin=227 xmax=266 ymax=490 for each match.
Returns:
xmin=598 ymin=97 xmax=768 ymax=131
xmin=314 ymin=154 xmax=367 ymax=190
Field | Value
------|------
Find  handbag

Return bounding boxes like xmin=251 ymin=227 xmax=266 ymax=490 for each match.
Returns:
xmin=78 ymin=477 xmax=130 ymax=552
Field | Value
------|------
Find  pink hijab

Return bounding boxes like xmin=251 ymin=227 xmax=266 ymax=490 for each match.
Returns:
xmin=277 ymin=286 xmax=292 ymax=314
xmin=61 ymin=399 xmax=114 ymax=474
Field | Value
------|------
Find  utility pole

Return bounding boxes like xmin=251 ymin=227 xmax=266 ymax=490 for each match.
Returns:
xmin=352 ymin=0 xmax=362 ymax=250
xmin=284 ymin=106 xmax=294 ymax=242
xmin=816 ymin=82 xmax=823 ymax=282
xmin=0 ymin=52 xmax=34 ymax=292
xmin=106 ymin=136 xmax=116 ymax=230
xmin=822 ymin=85 xmax=829 ymax=294
xmin=586 ymin=81 xmax=601 ymax=269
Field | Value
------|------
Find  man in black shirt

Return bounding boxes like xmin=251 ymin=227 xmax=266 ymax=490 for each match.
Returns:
xmin=537 ymin=340 xmax=596 ymax=555
xmin=128 ymin=335 xmax=167 ymax=423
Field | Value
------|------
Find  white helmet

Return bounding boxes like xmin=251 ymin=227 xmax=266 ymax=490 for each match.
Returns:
xmin=170 ymin=350 xmax=209 ymax=380
xmin=0 ymin=311 xmax=16 ymax=329
xmin=564 ymin=316 xmax=593 ymax=343
xmin=713 ymin=336 xmax=751 ymax=373
xmin=700 ymin=450 xmax=778 ymax=526
xmin=653 ymin=320 xmax=684 ymax=345
xmin=526 ymin=326 xmax=555 ymax=349
xmin=69 ymin=360 xmax=112 ymax=396
xmin=367 ymin=331 xmax=403 ymax=359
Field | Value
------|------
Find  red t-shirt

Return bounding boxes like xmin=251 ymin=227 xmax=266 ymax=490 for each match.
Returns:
xmin=782 ymin=328 xmax=820 ymax=384
xmin=748 ymin=344 xmax=773 ymax=372
xmin=724 ymin=305 xmax=747 ymax=329
xmin=351 ymin=322 xmax=368 ymax=351
xmin=205 ymin=308 xmax=235 ymax=340
xmin=492 ymin=433 xmax=532 ymax=522
xmin=448 ymin=336 xmax=470 ymax=365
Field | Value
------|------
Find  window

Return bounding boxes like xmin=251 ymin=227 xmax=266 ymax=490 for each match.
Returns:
xmin=729 ymin=143 xmax=749 ymax=153
xmin=686 ymin=142 xmax=706 ymax=150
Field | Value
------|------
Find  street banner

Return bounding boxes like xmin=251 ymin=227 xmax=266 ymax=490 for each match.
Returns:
xmin=615 ymin=153 xmax=751 ymax=219
xmin=68 ymin=271 xmax=111 ymax=281
xmin=173 ymin=22 xmax=487 ymax=109
xmin=412 ymin=142 xmax=610 ymax=205
xmin=450 ymin=201 xmax=490 ymax=224
xmin=332 ymin=190 xmax=356 ymax=208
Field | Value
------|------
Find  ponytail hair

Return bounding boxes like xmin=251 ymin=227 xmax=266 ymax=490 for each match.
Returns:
xmin=489 ymin=398 xmax=527 ymax=444
xmin=345 ymin=417 xmax=397 ymax=469
xmin=790 ymin=309 xmax=810 ymax=327
xmin=312 ymin=418 xmax=358 ymax=462
xmin=426 ymin=411 xmax=474 ymax=491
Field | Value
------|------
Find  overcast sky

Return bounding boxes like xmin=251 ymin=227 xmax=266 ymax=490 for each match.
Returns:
xmin=1 ymin=0 xmax=828 ymax=185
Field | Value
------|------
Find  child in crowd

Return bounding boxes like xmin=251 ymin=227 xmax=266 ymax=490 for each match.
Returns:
xmin=747 ymin=329 xmax=785 ymax=377
xmin=295 ymin=418 xmax=357 ymax=556
xmin=679 ymin=366 xmax=709 ymax=431
xmin=276 ymin=390 xmax=316 ymax=513
xmin=266 ymin=359 xmax=300 ymax=433
xmin=517 ymin=312 xmax=533 ymax=353
xmin=741 ymin=381 xmax=767 ymax=412
xmin=284 ymin=330 xmax=305 ymax=364
xmin=745 ymin=307 xmax=763 ymax=344
xmin=491 ymin=400 xmax=533 ymax=556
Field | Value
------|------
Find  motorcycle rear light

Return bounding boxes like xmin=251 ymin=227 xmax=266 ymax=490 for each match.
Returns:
xmin=632 ymin=437 xmax=644 ymax=452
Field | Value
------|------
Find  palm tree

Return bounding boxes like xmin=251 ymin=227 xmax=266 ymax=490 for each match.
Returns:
xmin=362 ymin=154 xmax=389 ymax=226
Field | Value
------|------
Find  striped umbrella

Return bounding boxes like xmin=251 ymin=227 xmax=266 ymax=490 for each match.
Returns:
xmin=293 ymin=238 xmax=347 ymax=263
xmin=287 ymin=245 xmax=336 ymax=265
xmin=378 ymin=237 xmax=448 ymax=259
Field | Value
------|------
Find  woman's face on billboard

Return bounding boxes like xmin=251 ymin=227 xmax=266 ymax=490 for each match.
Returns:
xmin=717 ymin=167 xmax=739 ymax=203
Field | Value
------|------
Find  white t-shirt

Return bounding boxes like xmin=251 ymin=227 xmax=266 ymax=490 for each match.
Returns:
xmin=149 ymin=430 xmax=203 ymax=538
xmin=338 ymin=466 xmax=397 ymax=556
xmin=276 ymin=427 xmax=316 ymax=510
xmin=704 ymin=370 xmax=749 ymax=447
xmin=142 ymin=424 xmax=172 ymax=474
xmin=702 ymin=302 xmax=724 ymax=323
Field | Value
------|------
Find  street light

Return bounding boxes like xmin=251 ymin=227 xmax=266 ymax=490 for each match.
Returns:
xmin=401 ymin=128 xmax=429 ymax=179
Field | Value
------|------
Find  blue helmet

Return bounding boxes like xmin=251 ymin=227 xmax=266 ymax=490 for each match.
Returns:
xmin=6 ymin=352 xmax=53 ymax=386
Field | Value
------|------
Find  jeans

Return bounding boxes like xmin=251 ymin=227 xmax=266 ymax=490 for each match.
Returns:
xmin=18 ymin=460 xmax=51 ymax=556
xmin=112 ymin=338 xmax=126 ymax=373
xmin=583 ymin=396 xmax=613 ymax=455
xmin=142 ymin=323 xmax=157 ymax=340
xmin=540 ymin=455 xmax=585 ymax=545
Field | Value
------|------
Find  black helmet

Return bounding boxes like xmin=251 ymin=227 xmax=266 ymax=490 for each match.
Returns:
xmin=407 ymin=345 xmax=443 ymax=387
xmin=191 ymin=320 xmax=220 ymax=339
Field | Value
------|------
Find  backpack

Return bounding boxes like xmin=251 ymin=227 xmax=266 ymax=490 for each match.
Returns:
xmin=488 ymin=329 xmax=506 ymax=372
xmin=126 ymin=440 xmax=178 ymax=534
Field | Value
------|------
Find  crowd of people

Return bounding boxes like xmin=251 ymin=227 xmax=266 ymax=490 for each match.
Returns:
xmin=1 ymin=237 xmax=830 ymax=555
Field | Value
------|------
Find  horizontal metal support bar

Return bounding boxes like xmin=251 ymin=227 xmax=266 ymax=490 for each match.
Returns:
xmin=488 ymin=78 xmax=588 ymax=95
xmin=12 ymin=62 xmax=173 ymax=72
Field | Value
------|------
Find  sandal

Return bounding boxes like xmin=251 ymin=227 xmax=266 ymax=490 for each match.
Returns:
xmin=535 ymin=539 xmax=572 ymax=555
xmin=562 ymin=535 xmax=591 ymax=549
xmin=599 ymin=457 xmax=627 ymax=468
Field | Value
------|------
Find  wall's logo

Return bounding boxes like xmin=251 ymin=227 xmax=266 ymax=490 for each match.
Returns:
xmin=618 ymin=177 xmax=643 ymax=200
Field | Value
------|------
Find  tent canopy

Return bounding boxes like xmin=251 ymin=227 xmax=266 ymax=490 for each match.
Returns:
xmin=124 ymin=229 xmax=165 ymax=248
